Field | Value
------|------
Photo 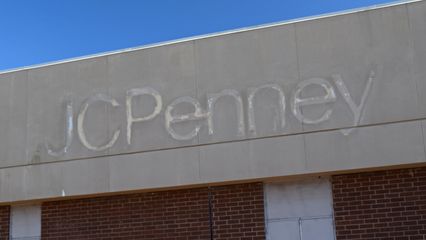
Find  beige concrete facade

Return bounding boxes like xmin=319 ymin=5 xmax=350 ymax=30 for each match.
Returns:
xmin=0 ymin=0 xmax=426 ymax=203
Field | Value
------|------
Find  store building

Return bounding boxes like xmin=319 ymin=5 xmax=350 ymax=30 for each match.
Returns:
xmin=0 ymin=0 xmax=426 ymax=239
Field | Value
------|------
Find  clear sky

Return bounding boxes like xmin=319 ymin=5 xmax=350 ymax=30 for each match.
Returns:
xmin=0 ymin=0 xmax=400 ymax=71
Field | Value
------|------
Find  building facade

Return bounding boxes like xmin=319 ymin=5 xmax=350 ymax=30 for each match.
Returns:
xmin=1 ymin=0 xmax=426 ymax=239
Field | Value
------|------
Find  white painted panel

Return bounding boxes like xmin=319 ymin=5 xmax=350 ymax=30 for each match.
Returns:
xmin=267 ymin=221 xmax=300 ymax=240
xmin=265 ymin=178 xmax=333 ymax=219
xmin=301 ymin=218 xmax=335 ymax=240
xmin=11 ymin=204 xmax=41 ymax=240
xmin=265 ymin=178 xmax=336 ymax=240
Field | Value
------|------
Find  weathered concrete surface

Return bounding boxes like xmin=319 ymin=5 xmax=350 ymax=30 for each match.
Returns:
xmin=0 ymin=0 xmax=425 ymax=203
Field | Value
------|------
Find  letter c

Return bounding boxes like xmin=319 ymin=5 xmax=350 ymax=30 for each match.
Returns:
xmin=77 ymin=93 xmax=120 ymax=151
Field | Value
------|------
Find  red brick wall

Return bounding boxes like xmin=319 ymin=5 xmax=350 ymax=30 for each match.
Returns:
xmin=332 ymin=167 xmax=426 ymax=240
xmin=41 ymin=183 xmax=265 ymax=240
xmin=211 ymin=183 xmax=265 ymax=240
xmin=0 ymin=206 xmax=9 ymax=240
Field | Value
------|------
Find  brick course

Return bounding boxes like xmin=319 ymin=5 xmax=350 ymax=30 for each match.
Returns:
xmin=211 ymin=183 xmax=265 ymax=240
xmin=0 ymin=206 xmax=9 ymax=240
xmin=41 ymin=183 xmax=265 ymax=240
xmin=42 ymin=188 xmax=211 ymax=240
xmin=332 ymin=167 xmax=426 ymax=240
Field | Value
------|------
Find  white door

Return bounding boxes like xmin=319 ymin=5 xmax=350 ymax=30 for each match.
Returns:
xmin=10 ymin=204 xmax=41 ymax=240
xmin=265 ymin=177 xmax=336 ymax=240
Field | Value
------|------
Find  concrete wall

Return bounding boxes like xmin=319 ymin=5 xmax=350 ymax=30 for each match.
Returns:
xmin=0 ymin=1 xmax=426 ymax=203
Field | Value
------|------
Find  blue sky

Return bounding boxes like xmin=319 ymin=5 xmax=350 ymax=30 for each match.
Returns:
xmin=0 ymin=0 xmax=399 ymax=71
